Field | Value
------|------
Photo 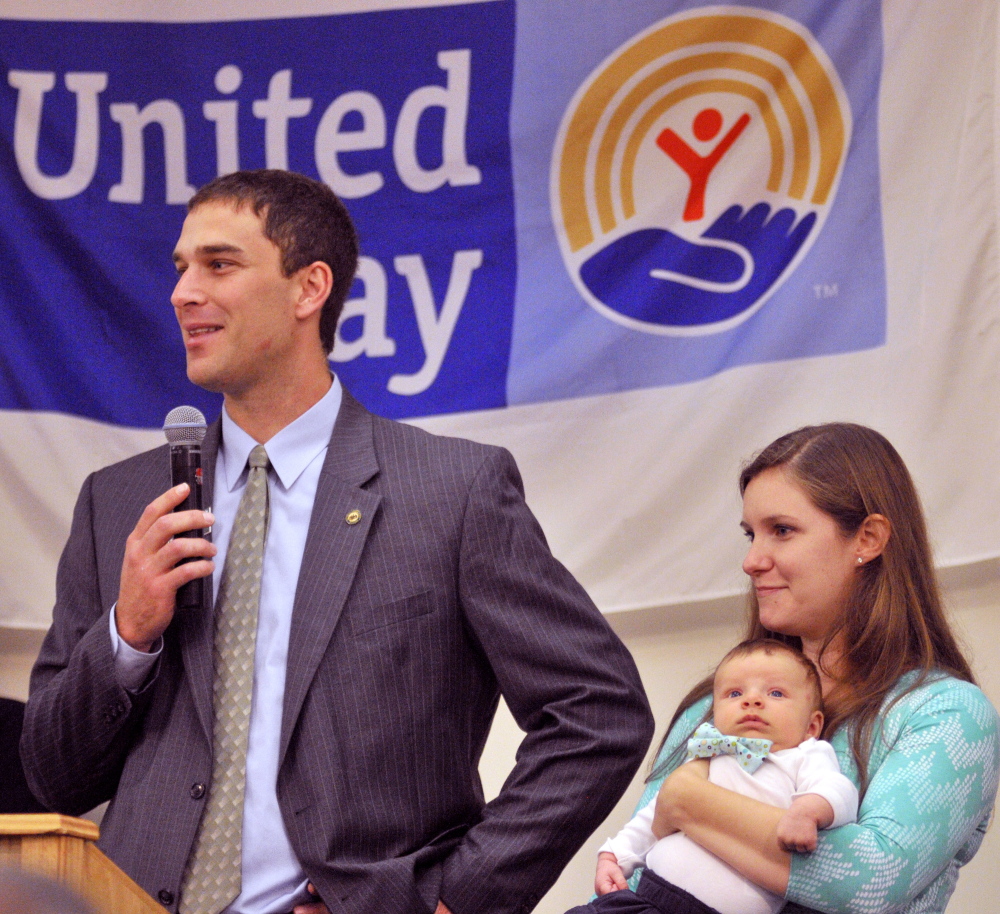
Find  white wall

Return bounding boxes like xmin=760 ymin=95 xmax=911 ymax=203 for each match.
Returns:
xmin=3 ymin=557 xmax=998 ymax=913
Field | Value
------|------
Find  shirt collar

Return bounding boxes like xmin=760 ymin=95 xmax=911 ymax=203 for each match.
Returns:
xmin=219 ymin=375 xmax=343 ymax=492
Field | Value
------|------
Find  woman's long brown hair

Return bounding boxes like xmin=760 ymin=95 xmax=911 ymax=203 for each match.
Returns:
xmin=650 ymin=423 xmax=974 ymax=793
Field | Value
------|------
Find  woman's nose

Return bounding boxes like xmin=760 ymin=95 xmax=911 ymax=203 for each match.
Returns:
xmin=742 ymin=540 xmax=770 ymax=576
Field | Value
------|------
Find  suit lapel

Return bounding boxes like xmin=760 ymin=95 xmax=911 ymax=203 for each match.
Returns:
xmin=280 ymin=391 xmax=381 ymax=765
xmin=176 ymin=418 xmax=221 ymax=744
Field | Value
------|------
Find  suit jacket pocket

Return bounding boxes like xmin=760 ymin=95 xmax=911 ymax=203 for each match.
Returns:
xmin=343 ymin=590 xmax=435 ymax=637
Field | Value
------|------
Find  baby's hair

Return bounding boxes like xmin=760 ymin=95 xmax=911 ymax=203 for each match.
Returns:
xmin=648 ymin=638 xmax=824 ymax=782
xmin=716 ymin=638 xmax=823 ymax=714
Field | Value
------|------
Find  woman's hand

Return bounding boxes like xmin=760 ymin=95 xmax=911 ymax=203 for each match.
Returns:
xmin=652 ymin=758 xmax=710 ymax=838
xmin=595 ymin=852 xmax=628 ymax=895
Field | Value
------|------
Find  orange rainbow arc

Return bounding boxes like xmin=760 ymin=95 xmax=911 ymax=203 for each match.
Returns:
xmin=557 ymin=10 xmax=849 ymax=253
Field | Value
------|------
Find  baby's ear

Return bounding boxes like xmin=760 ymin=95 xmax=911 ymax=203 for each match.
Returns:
xmin=806 ymin=709 xmax=824 ymax=739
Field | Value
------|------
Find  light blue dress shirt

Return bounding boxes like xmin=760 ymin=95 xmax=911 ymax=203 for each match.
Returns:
xmin=113 ymin=377 xmax=342 ymax=914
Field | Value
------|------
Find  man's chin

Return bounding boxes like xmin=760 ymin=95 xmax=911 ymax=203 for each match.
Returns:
xmin=186 ymin=366 xmax=226 ymax=394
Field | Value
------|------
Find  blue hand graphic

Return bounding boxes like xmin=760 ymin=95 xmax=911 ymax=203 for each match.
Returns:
xmin=579 ymin=203 xmax=816 ymax=328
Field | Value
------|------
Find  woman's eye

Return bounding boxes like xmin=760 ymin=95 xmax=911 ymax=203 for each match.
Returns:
xmin=774 ymin=524 xmax=793 ymax=537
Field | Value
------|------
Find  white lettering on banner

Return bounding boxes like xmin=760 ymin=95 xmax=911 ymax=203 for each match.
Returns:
xmin=7 ymin=58 xmax=487 ymax=399
xmin=6 ymin=49 xmax=480 ymax=204
xmin=393 ymin=49 xmax=481 ymax=193
xmin=109 ymin=100 xmax=196 ymax=204
xmin=204 ymin=65 xmax=243 ymax=176
xmin=252 ymin=69 xmax=312 ymax=171
xmin=331 ymin=256 xmax=397 ymax=362
xmin=8 ymin=70 xmax=107 ymax=200
xmin=388 ymin=249 xmax=482 ymax=395
xmin=315 ymin=91 xmax=387 ymax=199
xmin=332 ymin=250 xmax=482 ymax=395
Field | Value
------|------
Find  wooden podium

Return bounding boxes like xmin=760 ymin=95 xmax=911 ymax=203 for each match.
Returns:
xmin=0 ymin=814 xmax=162 ymax=913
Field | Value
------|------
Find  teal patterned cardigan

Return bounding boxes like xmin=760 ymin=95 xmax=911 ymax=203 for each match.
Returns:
xmin=633 ymin=672 xmax=999 ymax=913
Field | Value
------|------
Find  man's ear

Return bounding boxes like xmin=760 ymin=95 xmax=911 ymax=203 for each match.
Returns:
xmin=295 ymin=261 xmax=333 ymax=320
xmin=856 ymin=513 xmax=891 ymax=564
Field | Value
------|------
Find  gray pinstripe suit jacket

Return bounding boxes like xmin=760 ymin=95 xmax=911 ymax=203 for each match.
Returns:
xmin=22 ymin=391 xmax=653 ymax=914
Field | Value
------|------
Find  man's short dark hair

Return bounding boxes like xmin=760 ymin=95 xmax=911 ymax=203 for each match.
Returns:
xmin=188 ymin=170 xmax=359 ymax=354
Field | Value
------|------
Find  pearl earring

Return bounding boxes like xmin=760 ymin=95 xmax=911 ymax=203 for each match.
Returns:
xmin=857 ymin=556 xmax=864 ymax=565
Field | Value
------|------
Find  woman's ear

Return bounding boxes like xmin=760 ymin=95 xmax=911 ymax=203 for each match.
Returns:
xmin=856 ymin=513 xmax=891 ymax=564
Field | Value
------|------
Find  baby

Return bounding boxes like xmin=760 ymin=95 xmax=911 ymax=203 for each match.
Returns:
xmin=571 ymin=639 xmax=858 ymax=914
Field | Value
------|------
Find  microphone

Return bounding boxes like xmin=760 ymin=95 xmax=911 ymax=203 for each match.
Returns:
xmin=163 ymin=406 xmax=208 ymax=610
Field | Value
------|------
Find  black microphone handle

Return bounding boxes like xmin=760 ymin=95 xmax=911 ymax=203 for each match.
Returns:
xmin=170 ymin=444 xmax=207 ymax=611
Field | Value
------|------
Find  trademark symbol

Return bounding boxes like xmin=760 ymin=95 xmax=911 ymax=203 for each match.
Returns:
xmin=813 ymin=283 xmax=839 ymax=299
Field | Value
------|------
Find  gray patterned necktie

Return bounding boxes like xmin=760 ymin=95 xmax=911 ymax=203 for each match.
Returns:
xmin=180 ymin=445 xmax=270 ymax=914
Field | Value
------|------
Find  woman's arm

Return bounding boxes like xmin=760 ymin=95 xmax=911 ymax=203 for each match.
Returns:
xmin=616 ymin=696 xmax=712 ymax=893
xmin=653 ymin=761 xmax=791 ymax=895
xmin=785 ymin=678 xmax=1000 ymax=913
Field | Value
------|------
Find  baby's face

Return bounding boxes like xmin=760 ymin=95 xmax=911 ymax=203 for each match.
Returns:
xmin=712 ymin=650 xmax=823 ymax=751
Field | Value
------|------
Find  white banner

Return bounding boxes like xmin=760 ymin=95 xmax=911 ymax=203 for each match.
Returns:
xmin=0 ymin=0 xmax=996 ymax=628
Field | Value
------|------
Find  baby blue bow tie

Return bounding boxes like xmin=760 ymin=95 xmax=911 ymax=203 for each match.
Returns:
xmin=685 ymin=721 xmax=773 ymax=773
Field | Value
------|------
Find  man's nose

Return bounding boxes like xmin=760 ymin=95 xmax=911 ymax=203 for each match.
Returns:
xmin=171 ymin=269 xmax=203 ymax=309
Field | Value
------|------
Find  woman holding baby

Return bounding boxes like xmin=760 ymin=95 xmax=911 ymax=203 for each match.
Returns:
xmin=577 ymin=423 xmax=1000 ymax=914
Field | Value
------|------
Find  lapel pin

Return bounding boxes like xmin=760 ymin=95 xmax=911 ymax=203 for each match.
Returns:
xmin=345 ymin=509 xmax=362 ymax=525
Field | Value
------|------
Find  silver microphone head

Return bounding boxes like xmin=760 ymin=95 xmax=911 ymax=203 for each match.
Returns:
xmin=163 ymin=406 xmax=208 ymax=445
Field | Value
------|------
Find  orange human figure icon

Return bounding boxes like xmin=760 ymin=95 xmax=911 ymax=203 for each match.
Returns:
xmin=657 ymin=108 xmax=751 ymax=221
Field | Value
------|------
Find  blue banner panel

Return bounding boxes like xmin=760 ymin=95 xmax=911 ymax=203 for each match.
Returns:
xmin=0 ymin=1 xmax=886 ymax=427
xmin=507 ymin=0 xmax=887 ymax=403
xmin=0 ymin=2 xmax=516 ymax=426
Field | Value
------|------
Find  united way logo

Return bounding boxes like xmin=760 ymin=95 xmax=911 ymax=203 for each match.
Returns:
xmin=551 ymin=6 xmax=852 ymax=334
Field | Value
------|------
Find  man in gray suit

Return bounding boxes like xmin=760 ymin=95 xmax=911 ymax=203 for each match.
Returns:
xmin=22 ymin=171 xmax=653 ymax=914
